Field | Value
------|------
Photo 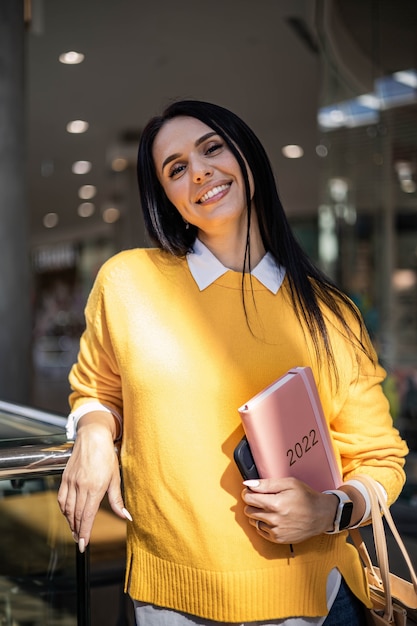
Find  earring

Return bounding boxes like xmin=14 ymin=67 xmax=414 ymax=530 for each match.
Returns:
xmin=184 ymin=220 xmax=190 ymax=230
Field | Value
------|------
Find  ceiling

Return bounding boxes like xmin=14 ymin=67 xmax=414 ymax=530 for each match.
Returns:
xmin=25 ymin=0 xmax=324 ymax=248
xmin=26 ymin=0 xmax=417 ymax=250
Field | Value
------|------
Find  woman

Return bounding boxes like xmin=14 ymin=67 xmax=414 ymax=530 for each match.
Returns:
xmin=58 ymin=100 xmax=408 ymax=625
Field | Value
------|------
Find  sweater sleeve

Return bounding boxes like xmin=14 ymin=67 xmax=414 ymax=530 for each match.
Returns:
xmin=68 ymin=265 xmax=123 ymax=420
xmin=328 ymin=312 xmax=408 ymax=505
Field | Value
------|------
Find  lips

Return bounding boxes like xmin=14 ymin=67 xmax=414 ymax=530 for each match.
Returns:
xmin=197 ymin=183 xmax=231 ymax=204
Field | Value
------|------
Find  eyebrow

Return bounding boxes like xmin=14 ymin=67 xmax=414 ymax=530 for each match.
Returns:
xmin=161 ymin=131 xmax=218 ymax=173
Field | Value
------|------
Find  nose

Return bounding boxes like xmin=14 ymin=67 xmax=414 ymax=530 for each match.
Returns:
xmin=190 ymin=157 xmax=213 ymax=183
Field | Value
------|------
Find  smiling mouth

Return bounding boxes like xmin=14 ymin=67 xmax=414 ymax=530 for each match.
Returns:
xmin=197 ymin=183 xmax=231 ymax=204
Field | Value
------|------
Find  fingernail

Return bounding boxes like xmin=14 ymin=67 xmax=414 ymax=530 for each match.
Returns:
xmin=78 ymin=538 xmax=85 ymax=553
xmin=243 ymin=480 xmax=260 ymax=488
xmin=72 ymin=531 xmax=79 ymax=543
xmin=122 ymin=507 xmax=133 ymax=522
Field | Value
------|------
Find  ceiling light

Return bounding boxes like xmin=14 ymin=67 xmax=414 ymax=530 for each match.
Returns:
xmin=102 ymin=207 xmax=120 ymax=223
xmin=43 ymin=213 xmax=59 ymax=228
xmin=78 ymin=185 xmax=97 ymax=200
xmin=395 ymin=161 xmax=414 ymax=179
xmin=72 ymin=160 xmax=92 ymax=175
xmin=59 ymin=51 xmax=85 ymax=65
xmin=111 ymin=157 xmax=129 ymax=172
xmin=401 ymin=179 xmax=416 ymax=193
xmin=393 ymin=70 xmax=417 ymax=89
xmin=392 ymin=269 xmax=417 ymax=291
xmin=316 ymin=144 xmax=328 ymax=157
xmin=329 ymin=178 xmax=348 ymax=202
xmin=357 ymin=94 xmax=381 ymax=110
xmin=66 ymin=120 xmax=89 ymax=134
xmin=319 ymin=69 xmax=417 ymax=132
xmin=78 ymin=202 xmax=95 ymax=217
xmin=329 ymin=110 xmax=345 ymax=123
xmin=282 ymin=144 xmax=304 ymax=159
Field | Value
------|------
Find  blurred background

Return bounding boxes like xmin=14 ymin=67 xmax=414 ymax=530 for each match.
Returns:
xmin=10 ymin=0 xmax=416 ymax=441
xmin=1 ymin=1 xmax=417 ymax=624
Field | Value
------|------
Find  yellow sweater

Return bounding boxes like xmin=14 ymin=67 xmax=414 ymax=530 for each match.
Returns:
xmin=69 ymin=248 xmax=408 ymax=622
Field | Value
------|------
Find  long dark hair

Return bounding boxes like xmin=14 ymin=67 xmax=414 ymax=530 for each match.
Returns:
xmin=137 ymin=99 xmax=373 ymax=373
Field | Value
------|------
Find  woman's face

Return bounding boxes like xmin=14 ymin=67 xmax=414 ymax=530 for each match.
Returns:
xmin=152 ymin=116 xmax=254 ymax=239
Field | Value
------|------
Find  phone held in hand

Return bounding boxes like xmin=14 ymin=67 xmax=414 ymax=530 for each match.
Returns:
xmin=234 ymin=436 xmax=259 ymax=480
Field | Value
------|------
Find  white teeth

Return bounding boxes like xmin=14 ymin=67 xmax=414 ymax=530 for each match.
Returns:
xmin=199 ymin=184 xmax=229 ymax=203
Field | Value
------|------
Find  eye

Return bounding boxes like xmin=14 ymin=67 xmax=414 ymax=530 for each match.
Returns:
xmin=205 ymin=141 xmax=223 ymax=155
xmin=168 ymin=163 xmax=186 ymax=179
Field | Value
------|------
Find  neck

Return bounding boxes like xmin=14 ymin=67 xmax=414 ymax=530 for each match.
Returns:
xmin=198 ymin=216 xmax=265 ymax=272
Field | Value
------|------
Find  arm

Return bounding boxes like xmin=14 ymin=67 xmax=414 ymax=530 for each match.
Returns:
xmin=322 ymin=302 xmax=408 ymax=502
xmin=241 ymin=311 xmax=407 ymax=543
xmin=57 ymin=410 xmax=130 ymax=552
xmin=58 ymin=263 xmax=130 ymax=551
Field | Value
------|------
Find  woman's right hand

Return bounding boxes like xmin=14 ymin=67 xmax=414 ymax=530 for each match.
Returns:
xmin=57 ymin=413 xmax=130 ymax=552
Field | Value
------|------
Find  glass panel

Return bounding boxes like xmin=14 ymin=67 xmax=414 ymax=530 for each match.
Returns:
xmin=0 ymin=476 xmax=77 ymax=625
xmin=0 ymin=477 xmax=133 ymax=625
xmin=316 ymin=2 xmax=417 ymax=467
xmin=0 ymin=403 xmax=135 ymax=625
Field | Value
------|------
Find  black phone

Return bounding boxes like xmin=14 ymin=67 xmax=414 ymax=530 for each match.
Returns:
xmin=233 ymin=436 xmax=260 ymax=480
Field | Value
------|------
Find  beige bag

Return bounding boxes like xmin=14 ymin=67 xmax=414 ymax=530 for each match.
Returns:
xmin=350 ymin=474 xmax=417 ymax=625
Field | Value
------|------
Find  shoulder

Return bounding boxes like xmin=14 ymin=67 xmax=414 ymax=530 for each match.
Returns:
xmin=98 ymin=247 xmax=162 ymax=271
xmin=95 ymin=247 xmax=183 ymax=282
xmin=85 ymin=248 xmax=183 ymax=316
xmin=89 ymin=248 xmax=190 ymax=306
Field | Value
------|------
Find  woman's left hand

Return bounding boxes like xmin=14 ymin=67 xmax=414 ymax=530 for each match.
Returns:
xmin=242 ymin=477 xmax=338 ymax=544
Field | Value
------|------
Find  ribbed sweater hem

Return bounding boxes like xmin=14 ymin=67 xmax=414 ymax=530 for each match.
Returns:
xmin=125 ymin=540 xmax=371 ymax=622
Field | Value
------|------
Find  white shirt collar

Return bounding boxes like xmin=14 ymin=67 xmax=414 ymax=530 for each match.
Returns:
xmin=186 ymin=238 xmax=286 ymax=294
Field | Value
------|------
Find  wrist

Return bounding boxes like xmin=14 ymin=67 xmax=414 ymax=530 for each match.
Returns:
xmin=77 ymin=413 xmax=118 ymax=442
xmin=323 ymin=489 xmax=354 ymax=534
xmin=342 ymin=480 xmax=370 ymax=527
xmin=66 ymin=403 xmax=122 ymax=441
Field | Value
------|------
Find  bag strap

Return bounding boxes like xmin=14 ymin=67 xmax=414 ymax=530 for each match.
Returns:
xmin=355 ymin=474 xmax=394 ymax=621
xmin=350 ymin=528 xmax=383 ymax=587
xmin=350 ymin=474 xmax=417 ymax=622
xmin=355 ymin=474 xmax=417 ymax=592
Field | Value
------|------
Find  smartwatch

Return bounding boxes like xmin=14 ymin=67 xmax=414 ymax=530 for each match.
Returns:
xmin=323 ymin=489 xmax=354 ymax=534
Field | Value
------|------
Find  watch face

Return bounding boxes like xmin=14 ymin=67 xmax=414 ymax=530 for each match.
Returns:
xmin=340 ymin=502 xmax=354 ymax=530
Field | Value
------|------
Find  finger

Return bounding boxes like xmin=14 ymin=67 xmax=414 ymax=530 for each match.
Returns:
xmin=57 ymin=491 xmax=77 ymax=542
xmin=242 ymin=483 xmax=283 ymax=509
xmin=246 ymin=505 xmax=279 ymax=528
xmin=243 ymin=476 xmax=300 ymax=494
xmin=107 ymin=472 xmax=132 ymax=520
xmin=57 ymin=480 xmax=68 ymax=516
xmin=254 ymin=519 xmax=268 ymax=533
xmin=64 ymin=489 xmax=80 ymax=534
xmin=57 ymin=477 xmax=81 ymax=534
xmin=78 ymin=480 xmax=110 ymax=538
xmin=249 ymin=517 xmax=275 ymax=541
xmin=243 ymin=490 xmax=282 ymax=514
xmin=242 ymin=490 xmax=265 ymax=509
xmin=250 ymin=516 xmax=291 ymax=545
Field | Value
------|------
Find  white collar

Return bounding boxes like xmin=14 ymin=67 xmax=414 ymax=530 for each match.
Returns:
xmin=186 ymin=239 xmax=286 ymax=294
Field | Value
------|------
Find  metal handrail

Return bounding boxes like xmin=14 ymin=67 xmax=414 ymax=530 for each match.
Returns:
xmin=0 ymin=440 xmax=73 ymax=480
xmin=0 ymin=399 xmax=70 ymax=480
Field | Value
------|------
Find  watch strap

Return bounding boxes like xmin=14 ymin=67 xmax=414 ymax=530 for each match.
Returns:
xmin=323 ymin=489 xmax=354 ymax=534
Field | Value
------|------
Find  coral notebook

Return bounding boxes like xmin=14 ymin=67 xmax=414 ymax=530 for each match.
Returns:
xmin=237 ymin=366 xmax=342 ymax=491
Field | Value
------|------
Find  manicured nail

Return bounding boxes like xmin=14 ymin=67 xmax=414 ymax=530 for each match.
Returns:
xmin=78 ymin=538 xmax=85 ymax=553
xmin=122 ymin=507 xmax=133 ymax=522
xmin=72 ymin=531 xmax=78 ymax=543
xmin=243 ymin=480 xmax=260 ymax=488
